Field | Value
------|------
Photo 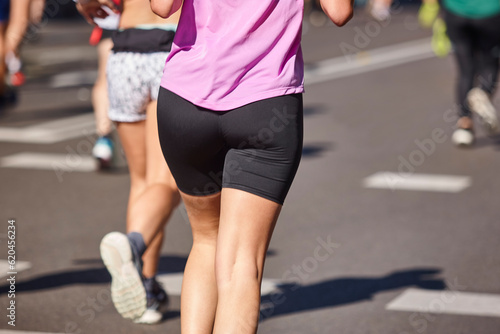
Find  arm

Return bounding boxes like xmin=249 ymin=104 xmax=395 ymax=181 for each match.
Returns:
xmin=150 ymin=0 xmax=183 ymax=19
xmin=75 ymin=0 xmax=120 ymax=25
xmin=319 ymin=0 xmax=354 ymax=27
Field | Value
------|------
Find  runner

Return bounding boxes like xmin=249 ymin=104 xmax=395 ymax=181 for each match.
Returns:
xmin=76 ymin=0 xmax=181 ymax=324
xmin=0 ymin=0 xmax=10 ymax=106
xmin=441 ymin=0 xmax=500 ymax=146
xmin=150 ymin=0 xmax=352 ymax=333
xmin=89 ymin=4 xmax=120 ymax=169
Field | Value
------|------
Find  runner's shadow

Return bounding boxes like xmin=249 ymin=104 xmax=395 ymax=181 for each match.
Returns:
xmin=0 ymin=255 xmax=188 ymax=294
xmin=1 ymin=249 xmax=280 ymax=295
xmin=303 ymin=105 xmax=328 ymax=117
xmin=302 ymin=142 xmax=334 ymax=158
xmin=471 ymin=135 xmax=500 ymax=149
xmin=260 ymin=268 xmax=445 ymax=321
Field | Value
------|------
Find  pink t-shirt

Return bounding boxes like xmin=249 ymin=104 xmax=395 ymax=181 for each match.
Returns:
xmin=161 ymin=0 xmax=304 ymax=111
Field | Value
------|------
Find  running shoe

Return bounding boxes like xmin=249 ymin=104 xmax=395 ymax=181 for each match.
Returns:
xmin=0 ymin=87 xmax=18 ymax=112
xmin=431 ymin=18 xmax=451 ymax=58
xmin=134 ymin=278 xmax=169 ymax=324
xmin=5 ymin=52 xmax=25 ymax=87
xmin=100 ymin=232 xmax=147 ymax=320
xmin=452 ymin=117 xmax=474 ymax=147
xmin=418 ymin=1 xmax=439 ymax=28
xmin=367 ymin=0 xmax=391 ymax=22
xmin=92 ymin=136 xmax=114 ymax=169
xmin=467 ymin=88 xmax=499 ymax=136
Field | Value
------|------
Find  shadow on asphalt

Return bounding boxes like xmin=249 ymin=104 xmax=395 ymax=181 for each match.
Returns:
xmin=304 ymin=105 xmax=329 ymax=117
xmin=302 ymin=142 xmax=334 ymax=158
xmin=0 ymin=250 xmax=278 ymax=294
xmin=0 ymin=255 xmax=189 ymax=295
xmin=472 ymin=135 xmax=500 ymax=150
xmin=259 ymin=268 xmax=445 ymax=321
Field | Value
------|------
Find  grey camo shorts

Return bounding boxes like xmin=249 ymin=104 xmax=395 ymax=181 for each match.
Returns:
xmin=107 ymin=51 xmax=169 ymax=122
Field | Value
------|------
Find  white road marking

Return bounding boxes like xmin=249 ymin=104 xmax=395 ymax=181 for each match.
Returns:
xmin=0 ymin=331 xmax=63 ymax=334
xmin=0 ymin=152 xmax=97 ymax=173
xmin=50 ymin=70 xmax=98 ymax=89
xmin=24 ymin=46 xmax=97 ymax=67
xmin=0 ymin=260 xmax=32 ymax=279
xmin=305 ymin=38 xmax=435 ymax=85
xmin=363 ymin=172 xmax=471 ymax=193
xmin=156 ymin=272 xmax=280 ymax=296
xmin=0 ymin=114 xmax=95 ymax=144
xmin=387 ymin=288 xmax=500 ymax=318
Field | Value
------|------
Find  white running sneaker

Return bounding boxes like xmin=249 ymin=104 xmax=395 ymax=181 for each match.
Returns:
xmin=452 ymin=128 xmax=474 ymax=147
xmin=368 ymin=0 xmax=391 ymax=21
xmin=467 ymin=88 xmax=499 ymax=136
xmin=100 ymin=232 xmax=146 ymax=320
xmin=134 ymin=279 xmax=169 ymax=324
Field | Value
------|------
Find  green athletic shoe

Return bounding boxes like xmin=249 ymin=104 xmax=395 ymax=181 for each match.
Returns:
xmin=418 ymin=1 xmax=440 ymax=28
xmin=431 ymin=18 xmax=451 ymax=58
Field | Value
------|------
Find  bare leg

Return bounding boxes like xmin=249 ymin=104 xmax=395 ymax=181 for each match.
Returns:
xmin=29 ymin=0 xmax=46 ymax=25
xmin=213 ymin=188 xmax=281 ymax=334
xmin=0 ymin=23 xmax=6 ymax=96
xmin=180 ymin=192 xmax=220 ymax=334
xmin=4 ymin=0 xmax=30 ymax=56
xmin=93 ymin=38 xmax=113 ymax=137
xmin=116 ymin=100 xmax=180 ymax=277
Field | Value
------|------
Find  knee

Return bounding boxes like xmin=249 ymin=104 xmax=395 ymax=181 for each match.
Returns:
xmin=215 ymin=254 xmax=261 ymax=289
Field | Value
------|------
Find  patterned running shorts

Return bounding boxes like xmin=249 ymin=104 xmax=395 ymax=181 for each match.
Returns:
xmin=107 ymin=51 xmax=169 ymax=122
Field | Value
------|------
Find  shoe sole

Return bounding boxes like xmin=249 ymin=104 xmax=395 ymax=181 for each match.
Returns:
xmin=467 ymin=88 xmax=499 ymax=136
xmin=100 ymin=232 xmax=146 ymax=320
xmin=452 ymin=128 xmax=474 ymax=147
xmin=133 ymin=308 xmax=163 ymax=324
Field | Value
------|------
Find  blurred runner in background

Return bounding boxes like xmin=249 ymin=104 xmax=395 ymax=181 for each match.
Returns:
xmin=439 ymin=0 xmax=500 ymax=146
xmin=0 ymin=0 xmax=45 ymax=108
xmin=76 ymin=0 xmax=181 ymax=324
xmin=88 ymin=2 xmax=120 ymax=169
xmin=0 ymin=0 xmax=10 ymax=107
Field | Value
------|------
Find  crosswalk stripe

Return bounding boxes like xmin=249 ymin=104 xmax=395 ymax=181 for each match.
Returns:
xmin=387 ymin=288 xmax=500 ymax=318
xmin=156 ymin=272 xmax=280 ymax=296
xmin=0 ymin=331 xmax=63 ymax=334
xmin=0 ymin=153 xmax=97 ymax=173
xmin=363 ymin=172 xmax=471 ymax=193
xmin=50 ymin=70 xmax=98 ymax=89
xmin=0 ymin=114 xmax=95 ymax=144
xmin=305 ymin=38 xmax=435 ymax=85
xmin=0 ymin=260 xmax=32 ymax=279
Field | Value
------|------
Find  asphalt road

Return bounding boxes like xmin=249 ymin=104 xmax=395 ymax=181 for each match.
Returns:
xmin=1 ymin=5 xmax=500 ymax=334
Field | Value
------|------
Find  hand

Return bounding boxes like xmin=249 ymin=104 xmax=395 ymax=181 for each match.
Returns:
xmin=75 ymin=0 xmax=119 ymax=25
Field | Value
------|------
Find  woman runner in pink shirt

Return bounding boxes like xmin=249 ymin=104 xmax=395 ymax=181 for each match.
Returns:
xmin=150 ymin=0 xmax=353 ymax=333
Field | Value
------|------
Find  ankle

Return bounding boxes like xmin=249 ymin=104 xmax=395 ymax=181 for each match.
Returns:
xmin=457 ymin=116 xmax=473 ymax=130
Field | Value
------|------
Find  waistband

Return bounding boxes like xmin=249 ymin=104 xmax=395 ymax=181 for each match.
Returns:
xmin=112 ymin=28 xmax=175 ymax=53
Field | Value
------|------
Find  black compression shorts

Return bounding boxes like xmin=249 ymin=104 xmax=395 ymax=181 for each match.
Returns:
xmin=157 ymin=88 xmax=303 ymax=205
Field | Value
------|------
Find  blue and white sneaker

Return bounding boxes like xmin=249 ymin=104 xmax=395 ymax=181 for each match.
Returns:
xmin=92 ymin=136 xmax=114 ymax=169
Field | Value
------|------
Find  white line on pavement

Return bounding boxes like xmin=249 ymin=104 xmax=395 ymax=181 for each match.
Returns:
xmin=0 ymin=152 xmax=97 ymax=173
xmin=0 ymin=331 xmax=63 ymax=334
xmin=50 ymin=70 xmax=98 ymax=89
xmin=387 ymin=288 xmax=500 ymax=318
xmin=304 ymin=38 xmax=435 ymax=85
xmin=156 ymin=272 xmax=280 ymax=296
xmin=363 ymin=172 xmax=471 ymax=193
xmin=0 ymin=114 xmax=95 ymax=144
xmin=0 ymin=260 xmax=32 ymax=279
